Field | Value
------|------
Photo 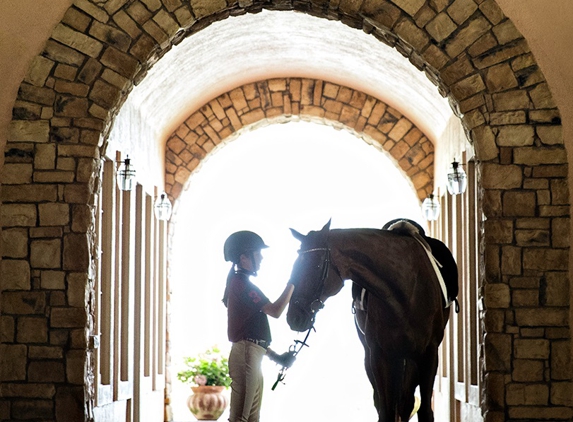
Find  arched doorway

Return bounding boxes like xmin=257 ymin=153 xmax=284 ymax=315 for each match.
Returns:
xmin=1 ymin=2 xmax=569 ymax=421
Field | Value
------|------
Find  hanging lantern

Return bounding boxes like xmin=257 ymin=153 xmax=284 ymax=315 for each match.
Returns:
xmin=446 ymin=160 xmax=467 ymax=195
xmin=117 ymin=156 xmax=136 ymax=191
xmin=154 ymin=192 xmax=172 ymax=221
xmin=422 ymin=194 xmax=440 ymax=221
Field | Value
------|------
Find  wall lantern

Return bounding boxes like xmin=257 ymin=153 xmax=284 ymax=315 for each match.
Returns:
xmin=154 ymin=192 xmax=172 ymax=221
xmin=446 ymin=160 xmax=467 ymax=195
xmin=422 ymin=194 xmax=440 ymax=221
xmin=117 ymin=156 xmax=136 ymax=191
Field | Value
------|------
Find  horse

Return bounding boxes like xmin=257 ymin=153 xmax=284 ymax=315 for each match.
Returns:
xmin=286 ymin=220 xmax=458 ymax=422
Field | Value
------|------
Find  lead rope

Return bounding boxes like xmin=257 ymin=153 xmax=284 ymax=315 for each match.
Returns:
xmin=271 ymin=325 xmax=314 ymax=390
xmin=272 ymin=248 xmax=331 ymax=390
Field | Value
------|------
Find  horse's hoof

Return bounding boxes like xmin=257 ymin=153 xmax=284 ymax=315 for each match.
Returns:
xmin=409 ymin=396 xmax=421 ymax=420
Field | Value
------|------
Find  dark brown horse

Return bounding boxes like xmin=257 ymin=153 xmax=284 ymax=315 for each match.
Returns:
xmin=286 ymin=220 xmax=457 ymax=422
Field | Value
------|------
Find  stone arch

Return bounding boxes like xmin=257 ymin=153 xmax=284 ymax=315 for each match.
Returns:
xmin=165 ymin=77 xmax=435 ymax=201
xmin=2 ymin=1 xmax=569 ymax=421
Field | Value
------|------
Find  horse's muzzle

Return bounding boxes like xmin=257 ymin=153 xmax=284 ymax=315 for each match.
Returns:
xmin=286 ymin=303 xmax=314 ymax=332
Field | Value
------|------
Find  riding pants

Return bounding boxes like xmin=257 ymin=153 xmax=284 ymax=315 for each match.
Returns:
xmin=228 ymin=340 xmax=266 ymax=422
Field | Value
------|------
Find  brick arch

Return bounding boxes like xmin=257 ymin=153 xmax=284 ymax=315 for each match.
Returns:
xmin=3 ymin=1 xmax=570 ymax=421
xmin=165 ymin=78 xmax=435 ymax=202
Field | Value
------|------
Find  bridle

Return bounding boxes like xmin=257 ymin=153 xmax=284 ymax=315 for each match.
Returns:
xmin=272 ymin=245 xmax=332 ymax=390
xmin=293 ymin=246 xmax=331 ymax=318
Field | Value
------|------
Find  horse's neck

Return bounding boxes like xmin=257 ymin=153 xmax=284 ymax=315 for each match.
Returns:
xmin=329 ymin=229 xmax=421 ymax=295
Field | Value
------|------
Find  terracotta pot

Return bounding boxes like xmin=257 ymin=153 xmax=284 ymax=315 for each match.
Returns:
xmin=187 ymin=385 xmax=228 ymax=421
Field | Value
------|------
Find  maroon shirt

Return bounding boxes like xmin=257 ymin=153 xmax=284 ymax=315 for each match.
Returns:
xmin=227 ymin=270 xmax=272 ymax=344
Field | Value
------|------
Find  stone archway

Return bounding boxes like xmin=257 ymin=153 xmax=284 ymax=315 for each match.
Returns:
xmin=165 ymin=77 xmax=435 ymax=201
xmin=2 ymin=1 xmax=570 ymax=421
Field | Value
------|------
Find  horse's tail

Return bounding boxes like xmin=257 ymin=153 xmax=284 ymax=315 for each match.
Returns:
xmin=398 ymin=358 xmax=419 ymax=421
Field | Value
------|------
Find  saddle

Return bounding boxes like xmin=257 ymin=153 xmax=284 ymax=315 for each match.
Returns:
xmin=352 ymin=219 xmax=459 ymax=317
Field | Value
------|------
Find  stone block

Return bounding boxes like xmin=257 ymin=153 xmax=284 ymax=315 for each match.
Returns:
xmin=485 ymin=219 xmax=513 ymax=244
xmin=28 ymin=361 xmax=65 ymax=382
xmin=529 ymin=83 xmax=556 ymax=109
xmin=506 ymin=382 xmax=548 ymax=405
xmin=551 ymin=179 xmax=569 ymax=205
xmin=446 ymin=15 xmax=492 ymax=58
xmin=30 ymin=239 xmax=61 ymax=269
xmin=0 ymin=224 xmax=28 ymax=258
xmin=11 ymin=399 xmax=54 ymax=419
xmin=482 ymin=164 xmax=522 ymax=189
xmin=66 ymin=350 xmax=86 ymax=384
xmin=25 ymin=55 xmax=55 ymax=86
xmin=17 ymin=317 xmax=48 ymax=343
xmin=40 ymin=271 xmax=66 ymax=290
xmin=485 ymin=63 xmax=518 ymax=93
xmin=512 ymin=289 xmax=539 ymax=307
xmin=523 ymin=248 xmax=568 ymax=271
xmin=451 ymin=74 xmax=486 ymax=100
xmin=508 ymin=405 xmax=572 ymax=420
xmin=9 ymin=120 xmax=50 ymax=142
xmin=0 ymin=383 xmax=55 ymax=398
xmin=492 ymin=90 xmax=530 ymax=111
xmin=545 ymin=272 xmax=569 ymax=306
xmin=2 ymin=184 xmax=58 ymax=203
xmin=29 ymin=346 xmax=64 ymax=360
xmin=551 ymin=341 xmax=572 ymax=381
xmin=496 ymin=125 xmax=534 ymax=147
xmin=68 ymin=273 xmax=88 ymax=307
xmin=64 ymin=183 xmax=92 ymax=204
xmin=514 ymin=338 xmax=550 ymax=359
xmin=537 ymin=125 xmax=563 ymax=145
xmin=39 ymin=203 xmax=70 ymax=226
xmin=501 ymin=245 xmax=521 ymax=275
xmin=513 ymin=359 xmax=544 ymax=381
xmin=502 ymin=191 xmax=536 ymax=216
xmin=0 ymin=316 xmax=15 ymax=342
xmin=0 ymin=259 xmax=31 ymax=290
xmin=515 ymin=308 xmax=569 ymax=327
xmin=485 ymin=283 xmax=511 ymax=308
xmin=50 ymin=307 xmax=87 ymax=328
xmin=100 ymin=46 xmax=139 ymax=78
xmin=55 ymin=386 xmax=85 ymax=422
xmin=515 ymin=229 xmax=549 ymax=247
xmin=35 ymin=143 xmax=57 ymax=170
xmin=514 ymin=147 xmax=567 ymax=166
xmin=0 ymin=344 xmax=27 ymax=381
xmin=52 ymin=24 xmax=103 ymax=58
xmin=551 ymin=382 xmax=573 ymax=406
xmin=1 ymin=163 xmax=33 ymax=184
xmin=1 ymin=292 xmax=46 ymax=315
xmin=485 ymin=333 xmax=512 ymax=371
xmin=63 ymin=233 xmax=89 ymax=271
xmin=0 ymin=204 xmax=37 ymax=227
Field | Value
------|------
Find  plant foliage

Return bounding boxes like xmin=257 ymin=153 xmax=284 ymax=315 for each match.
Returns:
xmin=177 ymin=346 xmax=231 ymax=387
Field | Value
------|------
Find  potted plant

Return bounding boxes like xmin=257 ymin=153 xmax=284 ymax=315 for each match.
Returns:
xmin=177 ymin=346 xmax=231 ymax=421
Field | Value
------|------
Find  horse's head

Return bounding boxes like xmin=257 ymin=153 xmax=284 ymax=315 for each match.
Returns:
xmin=286 ymin=220 xmax=344 ymax=332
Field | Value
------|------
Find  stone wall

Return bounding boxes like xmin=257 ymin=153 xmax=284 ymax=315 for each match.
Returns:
xmin=0 ymin=0 xmax=570 ymax=421
xmin=164 ymin=78 xmax=435 ymax=201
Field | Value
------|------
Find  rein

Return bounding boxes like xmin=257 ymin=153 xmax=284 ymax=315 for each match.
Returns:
xmin=271 ymin=246 xmax=331 ymax=390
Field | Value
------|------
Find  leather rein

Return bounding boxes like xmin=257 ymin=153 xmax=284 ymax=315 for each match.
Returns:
xmin=272 ymin=246 xmax=332 ymax=390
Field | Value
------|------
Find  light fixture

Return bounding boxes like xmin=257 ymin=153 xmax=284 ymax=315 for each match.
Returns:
xmin=422 ymin=194 xmax=440 ymax=221
xmin=154 ymin=192 xmax=172 ymax=221
xmin=117 ymin=155 xmax=136 ymax=191
xmin=446 ymin=160 xmax=467 ymax=195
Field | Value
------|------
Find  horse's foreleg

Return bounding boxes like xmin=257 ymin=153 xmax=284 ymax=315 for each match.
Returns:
xmin=417 ymin=346 xmax=439 ymax=422
xmin=368 ymin=348 xmax=401 ymax=422
xmin=355 ymin=312 xmax=381 ymax=413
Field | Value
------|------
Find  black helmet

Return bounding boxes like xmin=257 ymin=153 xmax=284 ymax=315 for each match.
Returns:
xmin=224 ymin=231 xmax=269 ymax=263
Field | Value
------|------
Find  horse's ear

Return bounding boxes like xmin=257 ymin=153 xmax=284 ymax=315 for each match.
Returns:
xmin=321 ymin=219 xmax=332 ymax=233
xmin=290 ymin=228 xmax=305 ymax=242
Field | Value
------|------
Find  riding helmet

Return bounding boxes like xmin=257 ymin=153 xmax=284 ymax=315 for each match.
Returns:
xmin=223 ymin=231 xmax=269 ymax=263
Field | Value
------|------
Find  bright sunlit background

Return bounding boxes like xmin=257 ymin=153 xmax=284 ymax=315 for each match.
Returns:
xmin=169 ymin=120 xmax=426 ymax=421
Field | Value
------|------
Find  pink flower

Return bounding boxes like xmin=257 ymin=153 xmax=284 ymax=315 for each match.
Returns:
xmin=194 ymin=375 xmax=207 ymax=386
